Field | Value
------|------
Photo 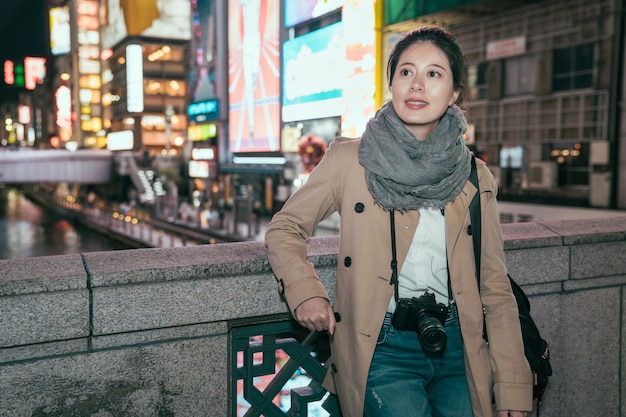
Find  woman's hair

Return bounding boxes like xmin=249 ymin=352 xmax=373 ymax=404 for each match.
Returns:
xmin=387 ymin=26 xmax=466 ymax=105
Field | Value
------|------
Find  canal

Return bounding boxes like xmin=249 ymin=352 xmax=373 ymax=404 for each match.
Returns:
xmin=0 ymin=186 xmax=133 ymax=259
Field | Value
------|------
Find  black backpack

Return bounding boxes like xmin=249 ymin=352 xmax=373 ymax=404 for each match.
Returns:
xmin=468 ymin=157 xmax=553 ymax=408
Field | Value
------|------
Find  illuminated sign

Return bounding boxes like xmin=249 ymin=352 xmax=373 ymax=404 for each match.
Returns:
xmin=79 ymin=45 xmax=100 ymax=60
xmin=79 ymin=74 xmax=101 ymax=89
xmin=188 ymin=100 xmax=218 ymax=122
xmin=126 ymin=44 xmax=144 ymax=112
xmin=81 ymin=117 xmax=102 ymax=132
xmin=77 ymin=0 xmax=98 ymax=15
xmin=78 ymin=29 xmax=99 ymax=45
xmin=78 ymin=15 xmax=99 ymax=30
xmin=79 ymin=59 xmax=101 ymax=74
xmin=7 ymin=63 xmax=25 ymax=87
xmin=24 ymin=57 xmax=46 ymax=90
xmin=188 ymin=123 xmax=217 ymax=141
xmin=18 ymin=105 xmax=30 ymax=124
xmin=188 ymin=160 xmax=210 ymax=178
xmin=340 ymin=0 xmax=376 ymax=137
xmin=4 ymin=60 xmax=14 ymax=85
xmin=228 ymin=0 xmax=280 ymax=153
xmin=50 ymin=6 xmax=71 ymax=55
xmin=107 ymin=130 xmax=134 ymax=151
xmin=284 ymin=0 xmax=345 ymax=27
xmin=282 ymin=22 xmax=345 ymax=122
xmin=192 ymin=147 xmax=216 ymax=160
xmin=55 ymin=85 xmax=72 ymax=128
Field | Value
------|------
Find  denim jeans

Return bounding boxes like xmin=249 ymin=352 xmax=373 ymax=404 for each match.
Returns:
xmin=364 ymin=303 xmax=474 ymax=417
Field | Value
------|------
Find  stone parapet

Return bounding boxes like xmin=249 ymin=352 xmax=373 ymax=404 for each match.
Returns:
xmin=1 ymin=216 xmax=626 ymax=416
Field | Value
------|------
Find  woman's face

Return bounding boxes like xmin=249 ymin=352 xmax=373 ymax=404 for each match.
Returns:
xmin=390 ymin=42 xmax=460 ymax=140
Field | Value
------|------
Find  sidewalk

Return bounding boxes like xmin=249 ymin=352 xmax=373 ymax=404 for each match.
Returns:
xmin=169 ymin=209 xmax=271 ymax=243
xmin=83 ymin=209 xmax=270 ymax=249
xmin=169 ymin=204 xmax=340 ymax=242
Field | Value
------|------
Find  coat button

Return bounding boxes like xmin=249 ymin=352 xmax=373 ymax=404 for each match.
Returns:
xmin=467 ymin=225 xmax=472 ymax=235
xmin=334 ymin=312 xmax=342 ymax=322
xmin=354 ymin=202 xmax=365 ymax=213
xmin=344 ymin=257 xmax=352 ymax=267
xmin=331 ymin=363 xmax=338 ymax=372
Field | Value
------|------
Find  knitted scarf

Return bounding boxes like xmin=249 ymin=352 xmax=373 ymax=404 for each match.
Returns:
xmin=358 ymin=101 xmax=471 ymax=211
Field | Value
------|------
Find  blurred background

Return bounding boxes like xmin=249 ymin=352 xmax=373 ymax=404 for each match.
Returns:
xmin=1 ymin=0 xmax=625 ymax=259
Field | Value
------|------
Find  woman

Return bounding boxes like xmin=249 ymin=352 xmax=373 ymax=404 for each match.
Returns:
xmin=265 ymin=27 xmax=533 ymax=417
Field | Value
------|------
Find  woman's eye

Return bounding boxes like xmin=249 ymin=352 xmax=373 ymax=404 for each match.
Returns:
xmin=400 ymin=69 xmax=412 ymax=76
xmin=428 ymin=71 xmax=441 ymax=78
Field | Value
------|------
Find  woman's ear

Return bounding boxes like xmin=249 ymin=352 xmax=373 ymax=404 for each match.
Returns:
xmin=449 ymin=89 xmax=460 ymax=105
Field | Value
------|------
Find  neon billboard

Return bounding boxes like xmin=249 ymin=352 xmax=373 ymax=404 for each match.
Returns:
xmin=227 ymin=0 xmax=280 ymax=153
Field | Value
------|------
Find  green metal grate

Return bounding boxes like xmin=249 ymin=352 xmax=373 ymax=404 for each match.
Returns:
xmin=231 ymin=320 xmax=342 ymax=417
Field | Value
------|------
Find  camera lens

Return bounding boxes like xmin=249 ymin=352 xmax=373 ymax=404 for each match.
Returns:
xmin=418 ymin=317 xmax=447 ymax=353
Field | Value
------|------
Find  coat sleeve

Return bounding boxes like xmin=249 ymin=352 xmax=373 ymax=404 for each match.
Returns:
xmin=264 ymin=139 xmax=348 ymax=315
xmin=477 ymin=163 xmax=534 ymax=411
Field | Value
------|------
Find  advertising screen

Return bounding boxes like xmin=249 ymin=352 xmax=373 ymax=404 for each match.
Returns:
xmin=102 ymin=0 xmax=192 ymax=50
xmin=284 ymin=0 xmax=344 ymax=27
xmin=50 ymin=6 xmax=71 ymax=55
xmin=282 ymin=22 xmax=344 ymax=123
xmin=228 ymin=0 xmax=280 ymax=153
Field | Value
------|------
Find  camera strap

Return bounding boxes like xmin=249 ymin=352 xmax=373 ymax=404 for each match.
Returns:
xmin=389 ymin=209 xmax=452 ymax=304
xmin=389 ymin=209 xmax=400 ymax=302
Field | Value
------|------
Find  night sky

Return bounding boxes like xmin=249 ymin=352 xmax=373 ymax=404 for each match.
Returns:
xmin=0 ymin=0 xmax=49 ymax=104
xmin=0 ymin=1 xmax=48 ymax=59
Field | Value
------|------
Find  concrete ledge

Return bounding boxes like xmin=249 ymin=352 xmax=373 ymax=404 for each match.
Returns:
xmin=0 ymin=254 xmax=87 ymax=295
xmin=1 ymin=217 xmax=626 ymax=416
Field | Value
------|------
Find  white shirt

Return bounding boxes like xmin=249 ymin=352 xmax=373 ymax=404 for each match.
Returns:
xmin=388 ymin=207 xmax=449 ymax=312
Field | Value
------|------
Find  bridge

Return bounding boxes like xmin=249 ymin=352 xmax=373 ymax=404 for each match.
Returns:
xmin=0 ymin=149 xmax=113 ymax=183
xmin=1 ymin=216 xmax=626 ymax=416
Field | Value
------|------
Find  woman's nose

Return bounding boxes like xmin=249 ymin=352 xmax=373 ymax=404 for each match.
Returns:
xmin=410 ymin=78 xmax=423 ymax=91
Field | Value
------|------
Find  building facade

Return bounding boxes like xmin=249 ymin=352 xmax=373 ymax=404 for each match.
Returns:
xmin=384 ymin=0 xmax=625 ymax=209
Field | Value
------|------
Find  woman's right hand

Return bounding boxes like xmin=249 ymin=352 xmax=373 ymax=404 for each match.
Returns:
xmin=294 ymin=297 xmax=336 ymax=335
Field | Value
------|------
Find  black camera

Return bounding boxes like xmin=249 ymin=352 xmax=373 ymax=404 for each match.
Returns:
xmin=392 ymin=291 xmax=449 ymax=354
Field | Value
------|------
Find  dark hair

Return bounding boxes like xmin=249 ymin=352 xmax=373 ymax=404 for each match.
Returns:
xmin=387 ymin=26 xmax=466 ymax=104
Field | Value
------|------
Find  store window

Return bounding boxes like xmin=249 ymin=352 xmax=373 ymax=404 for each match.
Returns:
xmin=144 ymin=79 xmax=186 ymax=97
xmin=467 ymin=62 xmax=488 ymax=100
xmin=143 ymin=44 xmax=185 ymax=62
xmin=503 ymin=55 xmax=536 ymax=96
xmin=552 ymin=44 xmax=594 ymax=91
xmin=547 ymin=142 xmax=589 ymax=186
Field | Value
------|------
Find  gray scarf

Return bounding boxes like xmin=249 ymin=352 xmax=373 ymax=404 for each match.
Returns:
xmin=358 ymin=102 xmax=471 ymax=211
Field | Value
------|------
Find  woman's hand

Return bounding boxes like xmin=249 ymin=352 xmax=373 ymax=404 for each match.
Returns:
xmin=498 ymin=411 xmax=528 ymax=417
xmin=294 ymin=297 xmax=336 ymax=335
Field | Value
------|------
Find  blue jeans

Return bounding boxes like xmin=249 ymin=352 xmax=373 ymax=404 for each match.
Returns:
xmin=364 ymin=303 xmax=474 ymax=417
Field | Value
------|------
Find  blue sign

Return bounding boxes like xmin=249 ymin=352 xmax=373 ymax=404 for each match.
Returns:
xmin=188 ymin=99 xmax=219 ymax=122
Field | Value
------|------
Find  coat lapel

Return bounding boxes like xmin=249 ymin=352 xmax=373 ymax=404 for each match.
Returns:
xmin=445 ymin=180 xmax=477 ymax=257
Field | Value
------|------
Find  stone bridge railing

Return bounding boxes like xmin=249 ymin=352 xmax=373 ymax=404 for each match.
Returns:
xmin=1 ymin=216 xmax=626 ymax=417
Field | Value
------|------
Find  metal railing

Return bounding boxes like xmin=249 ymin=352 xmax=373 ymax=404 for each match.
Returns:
xmin=232 ymin=319 xmax=343 ymax=417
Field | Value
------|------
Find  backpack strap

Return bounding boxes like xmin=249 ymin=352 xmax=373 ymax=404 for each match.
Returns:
xmin=468 ymin=156 xmax=489 ymax=343
xmin=468 ymin=156 xmax=481 ymax=283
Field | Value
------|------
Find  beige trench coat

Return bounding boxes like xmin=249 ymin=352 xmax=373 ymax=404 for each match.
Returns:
xmin=265 ymin=138 xmax=533 ymax=417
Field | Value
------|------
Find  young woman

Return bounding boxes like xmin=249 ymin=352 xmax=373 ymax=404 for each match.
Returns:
xmin=265 ymin=26 xmax=533 ymax=417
